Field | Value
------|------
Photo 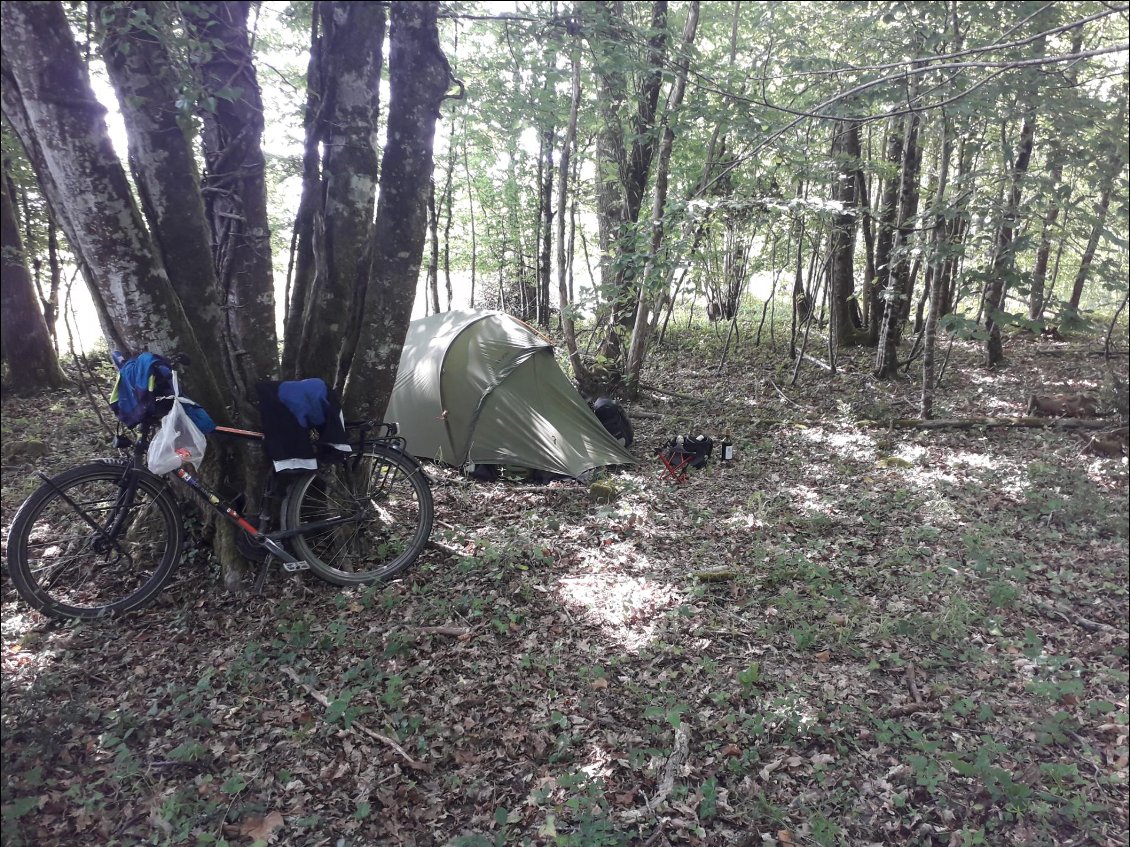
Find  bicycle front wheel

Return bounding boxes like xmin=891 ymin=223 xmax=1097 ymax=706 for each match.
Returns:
xmin=6 ymin=462 xmax=183 ymax=620
xmin=284 ymin=445 xmax=433 ymax=586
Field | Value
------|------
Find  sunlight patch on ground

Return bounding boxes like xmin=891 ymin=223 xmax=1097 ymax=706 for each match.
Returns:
xmin=795 ymin=426 xmax=878 ymax=463
xmin=1 ymin=613 xmax=55 ymax=692
xmin=784 ymin=484 xmax=838 ymax=516
xmin=948 ymin=450 xmax=998 ymax=469
xmin=555 ymin=555 xmax=684 ymax=650
xmin=580 ymin=743 xmax=614 ymax=780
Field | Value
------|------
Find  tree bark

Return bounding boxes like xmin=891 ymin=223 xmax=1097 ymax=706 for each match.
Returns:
xmin=95 ymin=1 xmax=229 ymax=374
xmin=182 ymin=1 xmax=279 ymax=402
xmin=557 ymin=12 xmax=586 ymax=385
xmin=984 ymin=107 xmax=1037 ymax=367
xmin=1 ymin=171 xmax=66 ymax=391
xmin=537 ymin=125 xmax=555 ymax=328
xmin=829 ymin=119 xmax=863 ymax=347
xmin=280 ymin=2 xmax=385 ymax=388
xmin=921 ymin=116 xmax=952 ymax=419
xmin=874 ymin=107 xmax=922 ymax=378
xmin=590 ymin=0 xmax=668 ymax=360
xmin=343 ymin=1 xmax=451 ymax=421
xmin=0 ymin=0 xmax=224 ymax=414
xmin=426 ymin=178 xmax=440 ymax=314
xmin=624 ymin=1 xmax=700 ymax=398
xmin=868 ymin=121 xmax=904 ymax=347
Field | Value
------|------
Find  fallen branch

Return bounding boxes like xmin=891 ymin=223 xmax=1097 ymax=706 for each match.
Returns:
xmin=878 ymin=416 xmax=1109 ymax=430
xmin=693 ymin=569 xmax=739 ymax=582
xmin=417 ymin=625 xmax=472 ymax=638
xmin=766 ymin=379 xmax=800 ymax=408
xmin=799 ymin=352 xmax=833 ymax=371
xmin=882 ymin=701 xmax=940 ymax=719
xmin=1032 ymin=602 xmax=1125 ymax=637
xmin=281 ymin=666 xmax=432 ymax=772
xmin=621 ymin=724 xmax=690 ymax=823
xmin=639 ymin=383 xmax=709 ymax=403
xmin=427 ymin=538 xmax=467 ymax=558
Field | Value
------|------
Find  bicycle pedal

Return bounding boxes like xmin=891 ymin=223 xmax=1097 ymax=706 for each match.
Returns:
xmin=281 ymin=560 xmax=309 ymax=572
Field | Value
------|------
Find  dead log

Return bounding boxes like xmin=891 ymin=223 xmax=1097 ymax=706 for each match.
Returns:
xmin=881 ymin=417 xmax=1110 ymax=430
xmin=1026 ymin=393 xmax=1098 ymax=418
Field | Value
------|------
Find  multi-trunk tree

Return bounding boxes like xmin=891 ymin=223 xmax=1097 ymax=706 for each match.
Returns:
xmin=2 ymin=0 xmax=451 ymax=585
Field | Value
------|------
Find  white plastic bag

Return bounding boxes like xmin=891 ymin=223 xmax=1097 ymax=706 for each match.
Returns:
xmin=147 ymin=373 xmax=207 ymax=474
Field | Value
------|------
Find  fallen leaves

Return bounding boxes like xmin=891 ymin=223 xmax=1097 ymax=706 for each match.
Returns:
xmin=1 ymin=337 xmax=1127 ymax=846
xmin=239 ymin=810 xmax=284 ymax=843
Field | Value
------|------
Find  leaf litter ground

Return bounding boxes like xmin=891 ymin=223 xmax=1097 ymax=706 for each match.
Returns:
xmin=2 ymin=329 xmax=1127 ymax=847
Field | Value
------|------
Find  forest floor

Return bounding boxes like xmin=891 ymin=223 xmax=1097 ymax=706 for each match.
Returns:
xmin=2 ymin=324 xmax=1128 ymax=847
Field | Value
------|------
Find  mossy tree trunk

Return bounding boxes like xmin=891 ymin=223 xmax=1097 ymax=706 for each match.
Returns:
xmin=342 ymin=1 xmax=452 ymax=422
xmin=280 ymin=1 xmax=386 ymax=390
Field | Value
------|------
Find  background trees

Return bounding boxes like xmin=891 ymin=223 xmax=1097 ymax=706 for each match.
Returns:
xmin=1 ymin=0 xmax=1126 ymax=431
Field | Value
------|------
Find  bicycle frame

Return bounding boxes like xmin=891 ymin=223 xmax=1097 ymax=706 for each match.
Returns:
xmin=117 ymin=421 xmax=417 ymax=573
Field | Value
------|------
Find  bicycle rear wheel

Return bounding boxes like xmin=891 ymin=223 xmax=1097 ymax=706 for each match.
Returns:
xmin=6 ymin=462 xmax=183 ymax=620
xmin=284 ymin=445 xmax=433 ymax=586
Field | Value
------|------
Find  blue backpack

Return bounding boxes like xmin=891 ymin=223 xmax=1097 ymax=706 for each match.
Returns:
xmin=109 ymin=352 xmax=215 ymax=432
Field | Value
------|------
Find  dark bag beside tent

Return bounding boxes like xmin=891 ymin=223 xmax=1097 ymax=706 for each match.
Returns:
xmin=592 ymin=398 xmax=633 ymax=447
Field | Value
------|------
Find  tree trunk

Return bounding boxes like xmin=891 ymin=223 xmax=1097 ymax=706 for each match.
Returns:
xmin=868 ymin=120 xmax=904 ymax=346
xmin=1068 ymin=77 xmax=1127 ymax=312
xmin=590 ymin=0 xmax=668 ymax=360
xmin=829 ymin=119 xmax=863 ymax=347
xmin=874 ymin=107 xmax=922 ymax=377
xmin=278 ymin=2 xmax=385 ymax=387
xmin=0 ymin=1 xmax=224 ymax=413
xmin=95 ymin=1 xmax=229 ymax=377
xmin=1029 ymin=158 xmax=1063 ymax=321
xmin=557 ymin=10 xmax=587 ymax=387
xmin=1 ymin=171 xmax=66 ymax=391
xmin=426 ymin=178 xmax=440 ymax=314
xmin=624 ymin=1 xmax=700 ymax=398
xmin=922 ymin=116 xmax=952 ymax=419
xmin=1068 ymin=185 xmax=1114 ymax=311
xmin=1030 ymin=27 xmax=1083 ymax=321
xmin=182 ymin=1 xmax=279 ymax=402
xmin=984 ymin=107 xmax=1037 ymax=366
xmin=343 ymin=0 xmax=451 ymax=421
xmin=538 ymin=125 xmax=555 ymax=328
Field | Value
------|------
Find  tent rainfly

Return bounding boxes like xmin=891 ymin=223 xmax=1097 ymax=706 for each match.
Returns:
xmin=385 ymin=310 xmax=635 ymax=479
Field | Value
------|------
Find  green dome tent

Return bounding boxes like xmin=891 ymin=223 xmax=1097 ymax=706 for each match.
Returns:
xmin=385 ymin=310 xmax=635 ymax=479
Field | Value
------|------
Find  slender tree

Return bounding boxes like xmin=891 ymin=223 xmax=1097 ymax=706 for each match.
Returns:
xmin=282 ymin=2 xmax=386 ymax=388
xmin=343 ymin=1 xmax=453 ymax=421
xmin=1 ymin=171 xmax=66 ymax=391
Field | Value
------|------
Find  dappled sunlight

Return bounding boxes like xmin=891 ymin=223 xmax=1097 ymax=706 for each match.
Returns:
xmin=580 ymin=743 xmax=614 ymax=780
xmin=554 ymin=555 xmax=685 ymax=651
xmin=784 ymin=484 xmax=838 ymax=516
xmin=761 ymin=693 xmax=819 ymax=736
xmin=948 ymin=450 xmax=999 ymax=469
xmin=1 ymin=612 xmax=58 ymax=693
xmin=795 ymin=425 xmax=878 ymax=463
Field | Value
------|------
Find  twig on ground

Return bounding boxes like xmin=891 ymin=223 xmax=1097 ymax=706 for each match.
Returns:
xmin=882 ymin=701 xmax=940 ymax=718
xmin=281 ymin=666 xmax=432 ymax=772
xmin=1032 ymin=602 xmax=1125 ymax=637
xmin=428 ymin=538 xmax=467 ymax=557
xmin=906 ymin=664 xmax=922 ymax=704
xmin=622 ymin=723 xmax=690 ymax=823
xmin=767 ymin=379 xmax=800 ymax=407
xmin=640 ymin=383 xmax=709 ymax=403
